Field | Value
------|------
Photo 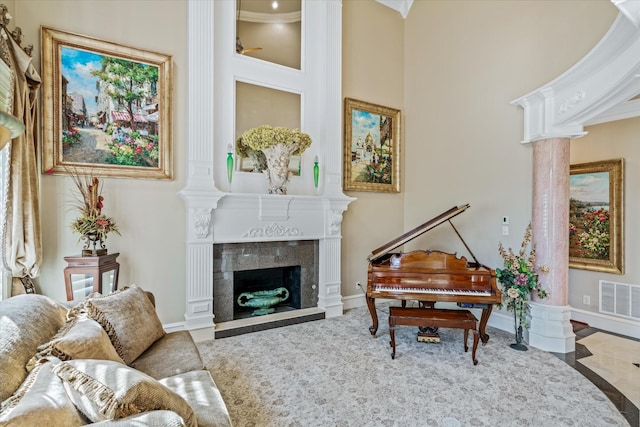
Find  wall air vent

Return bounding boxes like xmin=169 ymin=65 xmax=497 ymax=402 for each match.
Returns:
xmin=599 ymin=280 xmax=640 ymax=320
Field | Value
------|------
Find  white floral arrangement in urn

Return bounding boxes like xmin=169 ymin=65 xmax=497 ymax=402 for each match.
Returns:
xmin=236 ymin=125 xmax=312 ymax=194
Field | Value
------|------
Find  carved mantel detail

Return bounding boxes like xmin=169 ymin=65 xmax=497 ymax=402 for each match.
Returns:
xmin=243 ymin=223 xmax=302 ymax=239
xmin=328 ymin=210 xmax=343 ymax=235
xmin=194 ymin=208 xmax=212 ymax=238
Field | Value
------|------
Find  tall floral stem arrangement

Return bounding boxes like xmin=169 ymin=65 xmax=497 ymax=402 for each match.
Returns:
xmin=68 ymin=169 xmax=120 ymax=256
xmin=496 ymin=223 xmax=549 ymax=351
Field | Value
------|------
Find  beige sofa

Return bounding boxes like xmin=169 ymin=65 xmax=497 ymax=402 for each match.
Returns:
xmin=0 ymin=285 xmax=232 ymax=426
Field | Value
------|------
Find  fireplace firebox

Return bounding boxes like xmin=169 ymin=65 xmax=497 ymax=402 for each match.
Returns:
xmin=233 ymin=266 xmax=301 ymax=319
xmin=213 ymin=240 xmax=319 ymax=325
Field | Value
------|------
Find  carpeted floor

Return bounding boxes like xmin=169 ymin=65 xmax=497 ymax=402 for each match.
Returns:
xmin=197 ymin=304 xmax=630 ymax=427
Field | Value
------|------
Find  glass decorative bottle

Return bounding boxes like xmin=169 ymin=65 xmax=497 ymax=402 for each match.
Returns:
xmin=313 ymin=155 xmax=319 ymax=189
xmin=226 ymin=144 xmax=234 ymax=185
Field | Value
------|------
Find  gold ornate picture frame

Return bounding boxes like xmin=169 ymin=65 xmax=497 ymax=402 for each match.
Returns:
xmin=41 ymin=27 xmax=173 ymax=180
xmin=569 ymin=158 xmax=624 ymax=274
xmin=343 ymin=98 xmax=400 ymax=193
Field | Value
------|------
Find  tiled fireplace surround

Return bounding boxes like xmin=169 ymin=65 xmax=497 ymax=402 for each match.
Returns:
xmin=213 ymin=240 xmax=319 ymax=324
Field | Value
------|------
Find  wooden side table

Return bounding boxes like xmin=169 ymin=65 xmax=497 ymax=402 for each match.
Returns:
xmin=64 ymin=253 xmax=120 ymax=301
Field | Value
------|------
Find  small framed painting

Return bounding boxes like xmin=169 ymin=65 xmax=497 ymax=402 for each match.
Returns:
xmin=343 ymin=98 xmax=400 ymax=193
xmin=41 ymin=27 xmax=173 ymax=180
xmin=569 ymin=158 xmax=624 ymax=274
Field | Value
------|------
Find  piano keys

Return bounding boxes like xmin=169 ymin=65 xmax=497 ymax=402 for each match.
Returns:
xmin=366 ymin=204 xmax=501 ymax=344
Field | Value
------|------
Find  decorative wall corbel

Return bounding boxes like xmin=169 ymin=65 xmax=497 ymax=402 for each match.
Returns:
xmin=194 ymin=208 xmax=212 ymax=239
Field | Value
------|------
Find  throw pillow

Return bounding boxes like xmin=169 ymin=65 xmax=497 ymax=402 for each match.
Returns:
xmin=0 ymin=294 xmax=68 ymax=402
xmin=0 ymin=359 xmax=86 ymax=426
xmin=26 ymin=314 xmax=125 ymax=371
xmin=52 ymin=359 xmax=197 ymax=427
xmin=83 ymin=285 xmax=165 ymax=364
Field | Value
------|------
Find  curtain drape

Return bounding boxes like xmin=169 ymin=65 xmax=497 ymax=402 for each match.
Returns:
xmin=0 ymin=28 xmax=42 ymax=295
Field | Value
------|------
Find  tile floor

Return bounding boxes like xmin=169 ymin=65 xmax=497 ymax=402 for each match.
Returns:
xmin=553 ymin=325 xmax=639 ymax=427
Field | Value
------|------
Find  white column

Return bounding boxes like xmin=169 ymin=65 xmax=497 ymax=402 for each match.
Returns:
xmin=180 ymin=0 xmax=223 ymax=334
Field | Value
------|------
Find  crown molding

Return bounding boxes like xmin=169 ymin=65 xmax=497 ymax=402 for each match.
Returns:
xmin=612 ymin=0 xmax=640 ymax=29
xmin=375 ymin=0 xmax=414 ymax=19
xmin=239 ymin=10 xmax=301 ymax=24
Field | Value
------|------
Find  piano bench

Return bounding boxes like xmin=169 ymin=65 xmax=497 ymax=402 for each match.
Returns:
xmin=388 ymin=307 xmax=480 ymax=365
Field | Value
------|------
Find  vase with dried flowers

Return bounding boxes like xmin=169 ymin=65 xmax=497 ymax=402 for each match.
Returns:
xmin=236 ymin=125 xmax=312 ymax=194
xmin=496 ymin=223 xmax=549 ymax=351
xmin=68 ymin=171 xmax=120 ymax=256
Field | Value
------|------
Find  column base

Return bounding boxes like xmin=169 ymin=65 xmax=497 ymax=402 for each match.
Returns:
xmin=319 ymin=295 xmax=343 ymax=318
xmin=526 ymin=302 xmax=575 ymax=353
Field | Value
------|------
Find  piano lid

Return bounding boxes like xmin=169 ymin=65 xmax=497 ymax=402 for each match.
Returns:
xmin=367 ymin=204 xmax=470 ymax=262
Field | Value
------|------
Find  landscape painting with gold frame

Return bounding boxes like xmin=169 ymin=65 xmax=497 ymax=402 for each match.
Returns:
xmin=569 ymin=158 xmax=624 ymax=274
xmin=343 ymin=98 xmax=400 ymax=193
xmin=41 ymin=27 xmax=173 ymax=180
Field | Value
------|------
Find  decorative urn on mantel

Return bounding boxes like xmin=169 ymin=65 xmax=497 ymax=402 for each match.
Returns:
xmin=236 ymin=125 xmax=312 ymax=195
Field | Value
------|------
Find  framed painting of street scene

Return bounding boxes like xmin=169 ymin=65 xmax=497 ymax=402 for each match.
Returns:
xmin=343 ymin=98 xmax=400 ymax=192
xmin=41 ymin=27 xmax=172 ymax=180
xmin=569 ymin=158 xmax=624 ymax=274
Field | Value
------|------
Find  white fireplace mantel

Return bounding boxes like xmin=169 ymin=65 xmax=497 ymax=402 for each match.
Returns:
xmin=180 ymin=1 xmax=354 ymax=335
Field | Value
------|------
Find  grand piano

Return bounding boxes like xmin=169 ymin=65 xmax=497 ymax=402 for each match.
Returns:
xmin=366 ymin=204 xmax=501 ymax=344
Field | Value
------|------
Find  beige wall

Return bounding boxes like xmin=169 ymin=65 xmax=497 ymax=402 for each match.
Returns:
xmin=401 ymin=0 xmax=621 ymax=320
xmin=14 ymin=0 xmax=635 ymax=326
xmin=16 ymin=0 xmax=188 ymax=324
xmin=569 ymin=117 xmax=640 ymax=311
xmin=341 ymin=0 xmax=405 ymax=299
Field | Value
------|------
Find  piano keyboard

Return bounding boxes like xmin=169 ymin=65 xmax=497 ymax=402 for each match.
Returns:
xmin=375 ymin=287 xmax=492 ymax=296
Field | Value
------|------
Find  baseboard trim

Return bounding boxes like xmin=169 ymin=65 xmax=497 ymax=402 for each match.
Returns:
xmin=163 ymin=321 xmax=186 ymax=333
xmin=340 ymin=294 xmax=640 ymax=341
xmin=167 ymin=295 xmax=638 ymax=342
xmin=571 ymin=307 xmax=640 ymax=339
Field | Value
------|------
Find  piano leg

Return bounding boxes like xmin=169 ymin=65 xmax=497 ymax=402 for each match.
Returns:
xmin=471 ymin=329 xmax=479 ymax=365
xmin=466 ymin=329 xmax=480 ymax=365
xmin=479 ymin=305 xmax=493 ymax=345
xmin=366 ymin=296 xmax=378 ymax=335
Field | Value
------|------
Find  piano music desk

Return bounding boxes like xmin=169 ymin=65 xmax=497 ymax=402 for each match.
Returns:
xmin=388 ymin=307 xmax=479 ymax=365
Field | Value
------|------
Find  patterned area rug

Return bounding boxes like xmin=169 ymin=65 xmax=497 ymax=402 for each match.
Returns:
xmin=197 ymin=304 xmax=629 ymax=427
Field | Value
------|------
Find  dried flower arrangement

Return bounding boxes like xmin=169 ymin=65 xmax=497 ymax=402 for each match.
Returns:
xmin=68 ymin=169 xmax=120 ymax=254
xmin=235 ymin=125 xmax=312 ymax=155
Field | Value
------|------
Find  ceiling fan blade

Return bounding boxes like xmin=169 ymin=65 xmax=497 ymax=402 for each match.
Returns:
xmin=236 ymin=37 xmax=262 ymax=55
xmin=241 ymin=47 xmax=263 ymax=54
